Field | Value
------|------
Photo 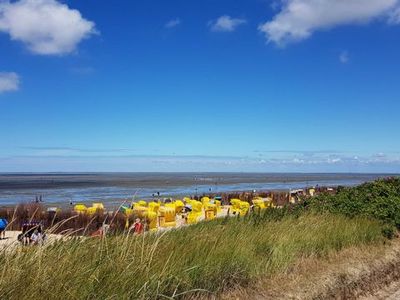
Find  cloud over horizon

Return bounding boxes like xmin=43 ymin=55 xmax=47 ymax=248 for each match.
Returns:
xmin=1 ymin=149 xmax=400 ymax=172
xmin=209 ymin=15 xmax=246 ymax=32
xmin=0 ymin=72 xmax=19 ymax=93
xmin=259 ymin=0 xmax=400 ymax=46
xmin=0 ymin=0 xmax=97 ymax=55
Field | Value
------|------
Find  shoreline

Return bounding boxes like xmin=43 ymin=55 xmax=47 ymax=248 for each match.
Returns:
xmin=0 ymin=172 xmax=393 ymax=190
xmin=0 ymin=185 xmax=328 ymax=209
xmin=1 ymin=173 xmax=395 ymax=207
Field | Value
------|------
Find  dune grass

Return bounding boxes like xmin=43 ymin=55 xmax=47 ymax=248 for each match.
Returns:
xmin=0 ymin=212 xmax=384 ymax=299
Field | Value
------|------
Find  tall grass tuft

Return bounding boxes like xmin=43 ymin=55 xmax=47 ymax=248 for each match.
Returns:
xmin=0 ymin=212 xmax=383 ymax=299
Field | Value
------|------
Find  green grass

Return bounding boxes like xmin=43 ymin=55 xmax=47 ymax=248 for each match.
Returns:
xmin=0 ymin=212 xmax=384 ymax=299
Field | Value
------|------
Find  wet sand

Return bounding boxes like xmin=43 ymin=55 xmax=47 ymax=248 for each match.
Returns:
xmin=0 ymin=172 xmax=397 ymax=206
xmin=0 ymin=172 xmax=393 ymax=190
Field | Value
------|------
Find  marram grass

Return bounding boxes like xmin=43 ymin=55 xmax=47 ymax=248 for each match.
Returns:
xmin=0 ymin=213 xmax=384 ymax=299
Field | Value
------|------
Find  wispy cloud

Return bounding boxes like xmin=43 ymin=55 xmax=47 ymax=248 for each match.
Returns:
xmin=0 ymin=72 xmax=19 ymax=93
xmin=2 ymin=151 xmax=400 ymax=172
xmin=165 ymin=18 xmax=181 ymax=29
xmin=339 ymin=51 xmax=350 ymax=64
xmin=20 ymin=146 xmax=138 ymax=155
xmin=0 ymin=0 xmax=97 ymax=55
xmin=259 ymin=0 xmax=400 ymax=46
xmin=209 ymin=15 xmax=246 ymax=32
xmin=254 ymin=149 xmax=345 ymax=155
xmin=388 ymin=6 xmax=400 ymax=24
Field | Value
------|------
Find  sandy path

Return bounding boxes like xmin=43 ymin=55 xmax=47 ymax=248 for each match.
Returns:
xmin=360 ymin=280 xmax=400 ymax=300
xmin=0 ymin=231 xmax=63 ymax=251
xmin=0 ymin=231 xmax=23 ymax=250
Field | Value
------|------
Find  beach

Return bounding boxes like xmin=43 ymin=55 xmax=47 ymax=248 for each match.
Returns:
xmin=0 ymin=172 xmax=392 ymax=206
xmin=0 ymin=231 xmax=64 ymax=251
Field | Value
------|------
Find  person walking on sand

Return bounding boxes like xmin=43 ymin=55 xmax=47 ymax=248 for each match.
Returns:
xmin=0 ymin=218 xmax=8 ymax=239
xmin=130 ymin=218 xmax=143 ymax=234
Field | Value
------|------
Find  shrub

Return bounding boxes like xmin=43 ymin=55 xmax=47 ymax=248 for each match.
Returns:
xmin=305 ymin=177 xmax=400 ymax=228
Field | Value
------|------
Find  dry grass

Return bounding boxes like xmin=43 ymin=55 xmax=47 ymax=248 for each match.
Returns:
xmin=0 ymin=212 xmax=384 ymax=299
xmin=223 ymin=238 xmax=400 ymax=299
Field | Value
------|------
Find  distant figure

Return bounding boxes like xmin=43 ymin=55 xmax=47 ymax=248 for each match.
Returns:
xmin=157 ymin=191 xmax=160 ymax=197
xmin=91 ymin=223 xmax=104 ymax=238
xmin=30 ymin=229 xmax=44 ymax=245
xmin=69 ymin=200 xmax=74 ymax=206
xmin=183 ymin=204 xmax=192 ymax=213
xmin=0 ymin=218 xmax=8 ymax=239
xmin=19 ymin=222 xmax=44 ymax=245
xmin=130 ymin=218 xmax=143 ymax=234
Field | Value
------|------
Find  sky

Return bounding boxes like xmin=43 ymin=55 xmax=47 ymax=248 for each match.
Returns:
xmin=1 ymin=0 xmax=400 ymax=173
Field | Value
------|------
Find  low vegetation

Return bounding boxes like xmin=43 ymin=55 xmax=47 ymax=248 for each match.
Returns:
xmin=0 ymin=178 xmax=399 ymax=299
xmin=0 ymin=213 xmax=384 ymax=299
xmin=302 ymin=177 xmax=400 ymax=238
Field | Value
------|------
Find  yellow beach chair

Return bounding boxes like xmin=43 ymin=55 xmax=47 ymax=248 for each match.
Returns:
xmin=74 ymin=204 xmax=87 ymax=214
xmin=159 ymin=207 xmax=176 ymax=228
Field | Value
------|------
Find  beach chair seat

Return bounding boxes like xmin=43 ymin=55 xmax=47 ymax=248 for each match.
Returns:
xmin=174 ymin=200 xmax=185 ymax=214
xmin=133 ymin=206 xmax=148 ymax=218
xmin=230 ymin=199 xmax=241 ymax=210
xmin=74 ymin=204 xmax=87 ymax=214
xmin=187 ymin=212 xmax=201 ymax=224
xmin=148 ymin=202 xmax=160 ymax=213
xmin=159 ymin=207 xmax=176 ymax=228
xmin=204 ymin=203 xmax=217 ymax=220
xmin=137 ymin=200 xmax=147 ymax=207
xmin=86 ymin=207 xmax=98 ymax=215
xmin=143 ymin=211 xmax=158 ymax=231
xmin=252 ymin=199 xmax=266 ymax=210
xmin=239 ymin=201 xmax=250 ymax=216
xmin=92 ymin=203 xmax=104 ymax=210
xmin=191 ymin=201 xmax=203 ymax=213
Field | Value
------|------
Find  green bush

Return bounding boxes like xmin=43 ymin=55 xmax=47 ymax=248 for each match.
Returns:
xmin=305 ymin=177 xmax=400 ymax=228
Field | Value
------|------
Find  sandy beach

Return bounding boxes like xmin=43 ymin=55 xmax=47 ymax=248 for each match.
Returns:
xmin=0 ymin=231 xmax=64 ymax=251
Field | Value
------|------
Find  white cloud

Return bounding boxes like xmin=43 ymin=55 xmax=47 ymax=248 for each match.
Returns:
xmin=339 ymin=51 xmax=349 ymax=63
xmin=259 ymin=0 xmax=399 ymax=46
xmin=165 ymin=18 xmax=181 ymax=29
xmin=0 ymin=0 xmax=97 ymax=55
xmin=388 ymin=6 xmax=400 ymax=23
xmin=209 ymin=15 xmax=246 ymax=32
xmin=0 ymin=72 xmax=19 ymax=93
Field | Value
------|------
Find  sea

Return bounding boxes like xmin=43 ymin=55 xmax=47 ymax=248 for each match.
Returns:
xmin=0 ymin=172 xmax=397 ymax=207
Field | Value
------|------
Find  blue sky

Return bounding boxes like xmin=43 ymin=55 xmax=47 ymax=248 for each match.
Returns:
xmin=1 ymin=0 xmax=400 ymax=172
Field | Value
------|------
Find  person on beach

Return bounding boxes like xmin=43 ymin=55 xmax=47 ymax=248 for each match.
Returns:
xmin=91 ymin=223 xmax=105 ymax=238
xmin=18 ymin=222 xmax=45 ymax=245
xmin=130 ymin=218 xmax=143 ymax=234
xmin=0 ymin=218 xmax=8 ymax=239
xmin=30 ymin=229 xmax=44 ymax=245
